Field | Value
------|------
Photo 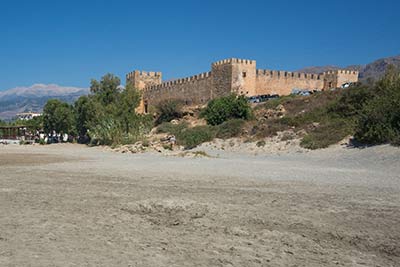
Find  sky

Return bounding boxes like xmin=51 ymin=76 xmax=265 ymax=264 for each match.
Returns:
xmin=0 ymin=0 xmax=399 ymax=90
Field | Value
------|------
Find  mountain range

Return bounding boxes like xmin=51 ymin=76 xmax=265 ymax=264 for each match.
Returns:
xmin=0 ymin=84 xmax=89 ymax=120
xmin=1 ymin=55 xmax=399 ymax=120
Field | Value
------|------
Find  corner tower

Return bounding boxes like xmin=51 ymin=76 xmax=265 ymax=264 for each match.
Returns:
xmin=126 ymin=70 xmax=162 ymax=90
xmin=126 ymin=70 xmax=162 ymax=113
xmin=211 ymin=58 xmax=257 ymax=98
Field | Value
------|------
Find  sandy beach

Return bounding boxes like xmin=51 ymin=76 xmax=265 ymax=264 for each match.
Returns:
xmin=1 ymin=143 xmax=399 ymax=266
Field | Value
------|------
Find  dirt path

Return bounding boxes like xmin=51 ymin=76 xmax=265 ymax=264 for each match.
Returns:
xmin=0 ymin=144 xmax=399 ymax=266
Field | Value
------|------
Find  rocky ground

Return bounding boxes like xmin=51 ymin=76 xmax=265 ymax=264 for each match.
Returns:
xmin=0 ymin=143 xmax=399 ymax=266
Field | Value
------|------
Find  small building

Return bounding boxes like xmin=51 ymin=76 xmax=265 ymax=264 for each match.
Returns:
xmin=0 ymin=125 xmax=32 ymax=144
xmin=16 ymin=112 xmax=42 ymax=121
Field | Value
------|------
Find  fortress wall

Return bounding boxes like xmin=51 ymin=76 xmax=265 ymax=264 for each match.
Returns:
xmin=143 ymin=71 xmax=212 ymax=108
xmin=256 ymin=70 xmax=324 ymax=95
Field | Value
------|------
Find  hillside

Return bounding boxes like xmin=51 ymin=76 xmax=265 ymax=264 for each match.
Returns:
xmin=0 ymin=84 xmax=89 ymax=120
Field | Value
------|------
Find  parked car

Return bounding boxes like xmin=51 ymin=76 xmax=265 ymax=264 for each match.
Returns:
xmin=341 ymin=82 xmax=354 ymax=89
xmin=248 ymin=96 xmax=260 ymax=103
xmin=292 ymin=88 xmax=311 ymax=96
xmin=248 ymin=94 xmax=280 ymax=103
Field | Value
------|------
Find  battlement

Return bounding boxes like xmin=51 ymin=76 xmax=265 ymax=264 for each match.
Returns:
xmin=126 ymin=70 xmax=162 ymax=80
xmin=256 ymin=69 xmax=322 ymax=80
xmin=212 ymin=58 xmax=256 ymax=66
xmin=323 ymin=69 xmax=358 ymax=75
xmin=144 ymin=71 xmax=212 ymax=92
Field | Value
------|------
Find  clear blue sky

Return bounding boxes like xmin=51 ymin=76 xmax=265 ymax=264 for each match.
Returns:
xmin=0 ymin=0 xmax=399 ymax=90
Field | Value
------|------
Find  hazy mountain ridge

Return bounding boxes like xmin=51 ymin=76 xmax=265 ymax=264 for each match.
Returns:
xmin=359 ymin=56 xmax=400 ymax=81
xmin=0 ymin=84 xmax=89 ymax=120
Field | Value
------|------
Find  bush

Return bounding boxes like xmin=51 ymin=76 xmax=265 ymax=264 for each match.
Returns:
xmin=177 ymin=125 xmax=216 ymax=149
xmin=256 ymin=140 xmax=266 ymax=147
xmin=162 ymin=143 xmax=173 ymax=150
xmin=88 ymin=114 xmax=152 ymax=146
xmin=353 ymin=68 xmax=400 ymax=145
xmin=201 ymin=94 xmax=252 ymax=125
xmin=142 ymin=139 xmax=150 ymax=147
xmin=216 ymin=119 xmax=245 ymax=139
xmin=155 ymin=99 xmax=184 ymax=125
xmin=329 ymin=85 xmax=374 ymax=118
xmin=354 ymin=92 xmax=400 ymax=145
xmin=251 ymin=119 xmax=289 ymax=138
xmin=156 ymin=122 xmax=188 ymax=135
xmin=300 ymin=119 xmax=353 ymax=149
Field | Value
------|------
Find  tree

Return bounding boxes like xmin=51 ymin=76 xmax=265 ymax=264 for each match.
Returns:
xmin=90 ymin=73 xmax=121 ymax=106
xmin=43 ymin=99 xmax=75 ymax=134
xmin=74 ymin=95 xmax=103 ymax=138
xmin=25 ymin=115 xmax=43 ymax=131
xmin=115 ymin=82 xmax=142 ymax=133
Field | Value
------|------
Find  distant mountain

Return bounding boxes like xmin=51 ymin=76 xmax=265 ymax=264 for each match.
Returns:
xmin=0 ymin=84 xmax=89 ymax=120
xmin=359 ymin=55 xmax=400 ymax=81
xmin=297 ymin=55 xmax=400 ymax=82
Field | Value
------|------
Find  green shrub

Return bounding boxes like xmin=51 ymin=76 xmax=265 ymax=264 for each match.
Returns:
xmin=177 ymin=125 xmax=216 ymax=149
xmin=252 ymin=119 xmax=289 ymax=138
xmin=354 ymin=92 xmax=400 ymax=145
xmin=216 ymin=119 xmax=245 ymax=139
xmin=300 ymin=119 xmax=353 ymax=149
xmin=353 ymin=68 xmax=400 ymax=145
xmin=201 ymin=94 xmax=252 ymax=125
xmin=256 ymin=140 xmax=266 ymax=147
xmin=88 ymin=114 xmax=152 ymax=146
xmin=155 ymin=99 xmax=184 ymax=125
xmin=156 ymin=122 xmax=188 ymax=135
xmin=142 ymin=139 xmax=150 ymax=147
xmin=162 ymin=143 xmax=173 ymax=150
xmin=329 ymin=85 xmax=374 ymax=118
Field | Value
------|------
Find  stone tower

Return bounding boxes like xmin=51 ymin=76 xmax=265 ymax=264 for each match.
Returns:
xmin=211 ymin=58 xmax=257 ymax=98
xmin=323 ymin=70 xmax=359 ymax=90
xmin=126 ymin=70 xmax=162 ymax=113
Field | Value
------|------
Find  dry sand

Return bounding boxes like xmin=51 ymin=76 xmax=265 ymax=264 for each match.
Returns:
xmin=0 ymin=143 xmax=399 ymax=266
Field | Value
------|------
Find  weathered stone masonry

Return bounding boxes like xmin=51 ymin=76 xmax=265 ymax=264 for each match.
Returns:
xmin=126 ymin=58 xmax=359 ymax=113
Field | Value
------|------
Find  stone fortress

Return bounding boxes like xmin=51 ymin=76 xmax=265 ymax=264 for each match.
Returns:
xmin=126 ymin=58 xmax=359 ymax=113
